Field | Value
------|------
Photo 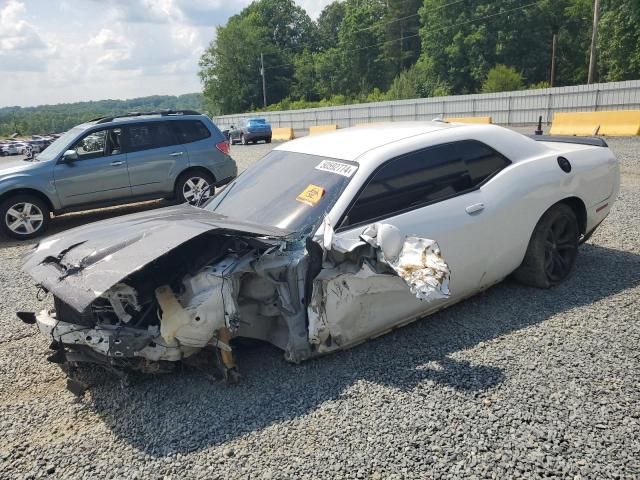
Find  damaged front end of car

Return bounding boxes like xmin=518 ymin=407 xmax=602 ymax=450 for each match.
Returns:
xmin=18 ymin=205 xmax=451 ymax=387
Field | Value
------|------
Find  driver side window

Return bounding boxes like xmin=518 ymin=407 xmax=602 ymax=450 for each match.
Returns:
xmin=70 ymin=128 xmax=122 ymax=160
xmin=73 ymin=130 xmax=107 ymax=159
xmin=340 ymin=140 xmax=510 ymax=228
xmin=342 ymin=144 xmax=468 ymax=228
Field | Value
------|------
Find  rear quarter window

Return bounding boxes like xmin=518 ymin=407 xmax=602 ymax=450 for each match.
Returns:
xmin=171 ymin=120 xmax=212 ymax=144
xmin=456 ymin=140 xmax=511 ymax=186
xmin=126 ymin=122 xmax=176 ymax=152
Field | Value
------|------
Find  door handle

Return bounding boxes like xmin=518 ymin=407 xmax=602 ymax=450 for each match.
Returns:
xmin=110 ymin=160 xmax=124 ymax=166
xmin=169 ymin=151 xmax=184 ymax=157
xmin=465 ymin=203 xmax=485 ymax=214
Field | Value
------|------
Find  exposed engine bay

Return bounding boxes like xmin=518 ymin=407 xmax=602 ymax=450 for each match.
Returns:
xmin=20 ymin=208 xmax=450 ymax=385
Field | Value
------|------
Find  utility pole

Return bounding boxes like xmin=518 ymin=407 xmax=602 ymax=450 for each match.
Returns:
xmin=260 ymin=53 xmax=267 ymax=108
xmin=587 ymin=0 xmax=600 ymax=84
xmin=550 ymin=33 xmax=557 ymax=87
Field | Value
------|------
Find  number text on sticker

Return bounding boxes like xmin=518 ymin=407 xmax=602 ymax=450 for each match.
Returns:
xmin=315 ymin=160 xmax=357 ymax=178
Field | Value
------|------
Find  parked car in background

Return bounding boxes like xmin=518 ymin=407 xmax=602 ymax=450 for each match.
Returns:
xmin=228 ymin=118 xmax=272 ymax=145
xmin=0 ymin=143 xmax=20 ymax=156
xmin=0 ymin=110 xmax=236 ymax=239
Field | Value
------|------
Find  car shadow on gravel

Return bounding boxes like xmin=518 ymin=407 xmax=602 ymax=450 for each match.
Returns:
xmin=80 ymin=242 xmax=640 ymax=457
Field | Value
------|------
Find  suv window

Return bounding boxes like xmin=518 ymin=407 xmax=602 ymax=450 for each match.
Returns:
xmin=73 ymin=130 xmax=107 ymax=159
xmin=171 ymin=120 xmax=211 ymax=144
xmin=341 ymin=141 xmax=510 ymax=228
xmin=125 ymin=122 xmax=176 ymax=152
xmin=70 ymin=128 xmax=121 ymax=159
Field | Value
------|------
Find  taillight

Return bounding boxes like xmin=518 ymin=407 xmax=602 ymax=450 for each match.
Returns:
xmin=216 ymin=140 xmax=230 ymax=155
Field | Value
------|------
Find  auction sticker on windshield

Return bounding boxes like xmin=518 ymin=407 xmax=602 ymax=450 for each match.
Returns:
xmin=296 ymin=184 xmax=325 ymax=206
xmin=315 ymin=160 xmax=357 ymax=177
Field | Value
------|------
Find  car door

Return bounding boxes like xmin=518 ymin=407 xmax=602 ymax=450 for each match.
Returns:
xmin=320 ymin=142 xmax=511 ymax=345
xmin=123 ymin=121 xmax=187 ymax=197
xmin=53 ymin=127 xmax=131 ymax=207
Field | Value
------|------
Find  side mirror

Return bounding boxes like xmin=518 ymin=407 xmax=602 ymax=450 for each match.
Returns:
xmin=61 ymin=150 xmax=78 ymax=162
xmin=376 ymin=223 xmax=404 ymax=262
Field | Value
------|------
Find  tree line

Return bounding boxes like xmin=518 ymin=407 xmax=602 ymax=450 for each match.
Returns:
xmin=0 ymin=94 xmax=203 ymax=137
xmin=199 ymin=0 xmax=640 ymax=115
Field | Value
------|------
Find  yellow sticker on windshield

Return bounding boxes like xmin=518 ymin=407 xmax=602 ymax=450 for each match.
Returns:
xmin=296 ymin=184 xmax=325 ymax=206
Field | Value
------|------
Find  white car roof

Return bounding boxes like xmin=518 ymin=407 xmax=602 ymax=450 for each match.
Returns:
xmin=275 ymin=122 xmax=457 ymax=161
xmin=275 ymin=122 xmax=545 ymax=162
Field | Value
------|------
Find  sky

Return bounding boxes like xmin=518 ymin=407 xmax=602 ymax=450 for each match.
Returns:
xmin=0 ymin=0 xmax=334 ymax=108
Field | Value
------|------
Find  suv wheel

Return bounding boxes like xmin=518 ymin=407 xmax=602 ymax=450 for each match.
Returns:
xmin=0 ymin=194 xmax=50 ymax=240
xmin=175 ymin=171 xmax=215 ymax=205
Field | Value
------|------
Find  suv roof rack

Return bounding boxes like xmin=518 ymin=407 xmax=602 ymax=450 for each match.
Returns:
xmin=91 ymin=110 xmax=202 ymax=124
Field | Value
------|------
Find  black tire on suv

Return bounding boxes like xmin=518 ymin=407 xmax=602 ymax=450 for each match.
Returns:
xmin=0 ymin=194 xmax=51 ymax=240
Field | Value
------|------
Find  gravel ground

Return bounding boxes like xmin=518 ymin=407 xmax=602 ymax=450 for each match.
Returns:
xmin=0 ymin=135 xmax=639 ymax=479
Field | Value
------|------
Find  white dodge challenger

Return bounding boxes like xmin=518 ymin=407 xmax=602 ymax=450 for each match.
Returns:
xmin=19 ymin=122 xmax=619 ymax=382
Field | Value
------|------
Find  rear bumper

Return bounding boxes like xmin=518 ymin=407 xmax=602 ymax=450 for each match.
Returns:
xmin=244 ymin=132 xmax=271 ymax=141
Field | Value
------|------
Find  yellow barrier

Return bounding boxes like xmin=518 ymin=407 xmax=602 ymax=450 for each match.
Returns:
xmin=309 ymin=124 xmax=338 ymax=135
xmin=271 ymin=127 xmax=295 ymax=141
xmin=550 ymin=110 xmax=640 ymax=136
xmin=444 ymin=116 xmax=492 ymax=124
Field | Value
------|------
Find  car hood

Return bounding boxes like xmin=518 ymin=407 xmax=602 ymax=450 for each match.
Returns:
xmin=0 ymin=159 xmax=44 ymax=177
xmin=23 ymin=204 xmax=291 ymax=312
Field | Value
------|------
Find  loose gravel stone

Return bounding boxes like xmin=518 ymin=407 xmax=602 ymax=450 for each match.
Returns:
xmin=0 ymin=136 xmax=638 ymax=479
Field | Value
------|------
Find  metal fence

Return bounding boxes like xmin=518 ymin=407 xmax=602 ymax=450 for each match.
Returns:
xmin=212 ymin=79 xmax=640 ymax=130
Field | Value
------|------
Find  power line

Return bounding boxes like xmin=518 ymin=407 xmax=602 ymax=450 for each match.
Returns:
xmin=258 ymin=0 xmax=466 ymax=61
xmin=264 ymin=0 xmax=545 ymax=72
xmin=342 ymin=0 xmax=467 ymax=36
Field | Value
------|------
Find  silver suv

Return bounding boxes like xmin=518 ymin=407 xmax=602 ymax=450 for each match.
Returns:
xmin=0 ymin=110 xmax=236 ymax=240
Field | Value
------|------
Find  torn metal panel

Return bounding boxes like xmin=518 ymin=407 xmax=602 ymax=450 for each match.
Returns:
xmin=307 ymin=263 xmax=431 ymax=352
xmin=386 ymin=237 xmax=450 ymax=301
xmin=317 ymin=221 xmax=451 ymax=301
xmin=308 ymin=223 xmax=451 ymax=352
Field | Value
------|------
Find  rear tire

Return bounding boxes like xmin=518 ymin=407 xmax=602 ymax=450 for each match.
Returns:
xmin=0 ymin=194 xmax=50 ymax=240
xmin=513 ymin=203 xmax=579 ymax=288
xmin=266 ymin=137 xmax=272 ymax=144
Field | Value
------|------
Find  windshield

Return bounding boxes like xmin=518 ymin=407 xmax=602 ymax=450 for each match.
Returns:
xmin=36 ymin=127 xmax=85 ymax=161
xmin=204 ymin=151 xmax=358 ymax=233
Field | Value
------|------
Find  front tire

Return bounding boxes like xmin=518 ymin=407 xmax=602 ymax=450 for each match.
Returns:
xmin=175 ymin=171 xmax=215 ymax=206
xmin=513 ymin=204 xmax=579 ymax=288
xmin=0 ymin=194 xmax=50 ymax=240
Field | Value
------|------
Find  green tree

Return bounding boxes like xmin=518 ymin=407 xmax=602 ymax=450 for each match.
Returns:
xmin=199 ymin=0 xmax=315 ymax=114
xmin=598 ymin=0 xmax=640 ymax=82
xmin=0 ymin=94 xmax=205 ymax=137
xmin=316 ymin=2 xmax=346 ymax=50
xmin=382 ymin=0 xmax=422 ymax=74
xmin=338 ymin=0 xmax=394 ymax=96
xmin=481 ymin=65 xmax=524 ymax=93
xmin=418 ymin=0 xmax=593 ymax=95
